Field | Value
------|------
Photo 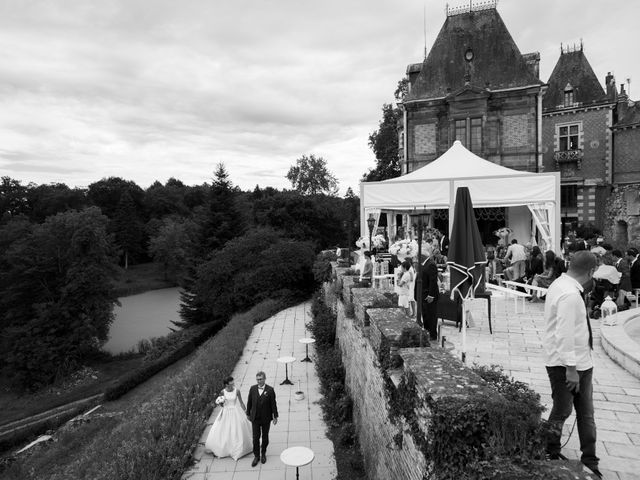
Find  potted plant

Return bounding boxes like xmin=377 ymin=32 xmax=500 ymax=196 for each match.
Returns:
xmin=294 ymin=380 xmax=305 ymax=401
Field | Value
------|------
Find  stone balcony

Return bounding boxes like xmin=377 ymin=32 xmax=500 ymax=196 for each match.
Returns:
xmin=554 ymin=149 xmax=583 ymax=169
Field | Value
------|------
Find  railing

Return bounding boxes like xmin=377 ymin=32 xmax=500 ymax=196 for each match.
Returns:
xmin=446 ymin=0 xmax=498 ymax=17
xmin=554 ymin=149 xmax=583 ymax=169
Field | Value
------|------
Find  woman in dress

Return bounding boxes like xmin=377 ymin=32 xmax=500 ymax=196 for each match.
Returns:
xmin=529 ymin=250 xmax=557 ymax=302
xmin=397 ymin=260 xmax=413 ymax=315
xmin=407 ymin=260 xmax=417 ymax=317
xmin=205 ymin=376 xmax=253 ymax=460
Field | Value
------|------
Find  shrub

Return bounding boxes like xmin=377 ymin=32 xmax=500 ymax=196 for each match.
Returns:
xmin=313 ymin=250 xmax=337 ymax=285
xmin=309 ymin=292 xmax=337 ymax=347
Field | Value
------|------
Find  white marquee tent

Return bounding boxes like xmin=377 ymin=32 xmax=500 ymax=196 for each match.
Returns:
xmin=360 ymin=141 xmax=561 ymax=251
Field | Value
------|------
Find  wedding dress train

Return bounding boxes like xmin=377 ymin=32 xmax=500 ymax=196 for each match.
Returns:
xmin=204 ymin=388 xmax=252 ymax=460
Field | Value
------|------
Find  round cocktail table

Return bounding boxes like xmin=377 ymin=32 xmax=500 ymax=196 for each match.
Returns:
xmin=276 ymin=356 xmax=296 ymax=385
xmin=298 ymin=337 xmax=315 ymax=362
xmin=280 ymin=446 xmax=314 ymax=479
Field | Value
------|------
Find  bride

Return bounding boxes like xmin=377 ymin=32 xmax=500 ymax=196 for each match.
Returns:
xmin=205 ymin=376 xmax=252 ymax=460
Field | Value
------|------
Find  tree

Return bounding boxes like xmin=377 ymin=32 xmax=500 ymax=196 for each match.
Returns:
xmin=0 ymin=207 xmax=119 ymax=388
xmin=0 ymin=177 xmax=31 ymax=222
xmin=112 ymin=190 xmax=145 ymax=268
xmin=26 ymin=182 xmax=88 ymax=223
xmin=148 ymin=217 xmax=198 ymax=282
xmin=87 ymin=177 xmax=145 ymax=219
xmin=199 ymin=163 xmax=244 ymax=254
xmin=286 ymin=154 xmax=338 ymax=196
xmin=363 ymin=103 xmax=401 ymax=181
xmin=183 ymin=228 xmax=315 ymax=325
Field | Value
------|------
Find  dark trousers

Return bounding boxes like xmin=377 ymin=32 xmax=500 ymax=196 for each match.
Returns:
xmin=421 ymin=299 xmax=438 ymax=339
xmin=546 ymin=366 xmax=598 ymax=470
xmin=252 ymin=421 xmax=271 ymax=457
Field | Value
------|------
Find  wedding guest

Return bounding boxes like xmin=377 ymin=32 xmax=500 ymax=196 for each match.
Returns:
xmin=543 ymin=251 xmax=601 ymax=478
xmin=612 ymin=249 xmax=631 ymax=307
xmin=526 ymin=246 xmax=544 ymax=282
xmin=397 ymin=260 xmax=413 ymax=315
xmin=529 ymin=250 xmax=558 ymax=302
xmin=504 ymin=239 xmax=527 ymax=281
xmin=360 ymin=251 xmax=373 ymax=285
xmin=628 ymin=248 xmax=640 ymax=290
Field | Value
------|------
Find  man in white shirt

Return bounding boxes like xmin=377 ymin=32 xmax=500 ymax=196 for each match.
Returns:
xmin=543 ymin=250 xmax=600 ymax=478
xmin=503 ymin=239 xmax=527 ymax=280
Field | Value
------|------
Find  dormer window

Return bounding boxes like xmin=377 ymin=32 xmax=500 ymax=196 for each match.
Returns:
xmin=564 ymin=83 xmax=574 ymax=107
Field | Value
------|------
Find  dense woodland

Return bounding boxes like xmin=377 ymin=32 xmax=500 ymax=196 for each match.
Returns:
xmin=0 ymin=165 xmax=361 ymax=390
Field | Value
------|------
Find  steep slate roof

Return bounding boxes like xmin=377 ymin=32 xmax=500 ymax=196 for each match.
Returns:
xmin=615 ymin=102 xmax=640 ymax=128
xmin=405 ymin=8 xmax=542 ymax=101
xmin=543 ymin=49 xmax=608 ymax=111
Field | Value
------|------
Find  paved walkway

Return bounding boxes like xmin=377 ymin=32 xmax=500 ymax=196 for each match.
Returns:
xmin=183 ymin=302 xmax=337 ymax=480
xmin=441 ymin=292 xmax=640 ymax=480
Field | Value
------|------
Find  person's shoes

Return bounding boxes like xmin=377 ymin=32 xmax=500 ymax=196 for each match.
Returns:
xmin=261 ymin=453 xmax=267 ymax=464
xmin=585 ymin=465 xmax=602 ymax=478
xmin=251 ymin=457 xmax=259 ymax=467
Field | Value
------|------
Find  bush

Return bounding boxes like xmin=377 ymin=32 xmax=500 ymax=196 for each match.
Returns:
xmin=313 ymin=250 xmax=337 ymax=285
xmin=309 ymin=292 xmax=337 ymax=347
xmin=386 ymin=365 xmax=553 ymax=480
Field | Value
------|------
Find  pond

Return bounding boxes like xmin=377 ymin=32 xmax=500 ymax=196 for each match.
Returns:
xmin=103 ymin=287 xmax=182 ymax=355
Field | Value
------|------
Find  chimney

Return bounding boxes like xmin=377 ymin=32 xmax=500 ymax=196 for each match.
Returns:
xmin=523 ymin=52 xmax=540 ymax=79
xmin=605 ymin=72 xmax=617 ymax=101
xmin=618 ymin=83 xmax=629 ymax=118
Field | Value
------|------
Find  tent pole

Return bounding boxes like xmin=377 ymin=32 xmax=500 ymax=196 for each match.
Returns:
xmin=461 ymin=300 xmax=466 ymax=363
xmin=449 ymin=180 xmax=455 ymax=238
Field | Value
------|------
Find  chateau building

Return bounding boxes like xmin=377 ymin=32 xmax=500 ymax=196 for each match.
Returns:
xmin=399 ymin=2 xmax=640 ymax=246
xmin=541 ymin=43 xmax=616 ymax=235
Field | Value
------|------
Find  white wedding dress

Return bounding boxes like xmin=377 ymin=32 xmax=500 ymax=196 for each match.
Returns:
xmin=205 ymin=388 xmax=253 ymax=460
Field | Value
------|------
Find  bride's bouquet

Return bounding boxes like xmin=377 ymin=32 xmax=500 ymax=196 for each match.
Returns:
xmin=389 ymin=239 xmax=418 ymax=260
xmin=215 ymin=395 xmax=225 ymax=407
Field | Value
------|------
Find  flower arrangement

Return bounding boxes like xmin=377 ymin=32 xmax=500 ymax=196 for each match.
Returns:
xmin=389 ymin=239 xmax=419 ymax=260
xmin=422 ymin=226 xmax=442 ymax=242
xmin=355 ymin=237 xmax=369 ymax=249
xmin=215 ymin=395 xmax=225 ymax=407
xmin=372 ymin=234 xmax=386 ymax=249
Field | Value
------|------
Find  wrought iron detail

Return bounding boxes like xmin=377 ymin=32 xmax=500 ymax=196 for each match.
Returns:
xmin=446 ymin=0 xmax=498 ymax=17
xmin=554 ymin=149 xmax=583 ymax=169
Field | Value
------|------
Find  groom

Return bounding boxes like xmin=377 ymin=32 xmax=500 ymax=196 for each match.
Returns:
xmin=246 ymin=371 xmax=278 ymax=466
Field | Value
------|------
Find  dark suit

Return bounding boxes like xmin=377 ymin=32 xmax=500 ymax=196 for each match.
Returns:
xmin=616 ymin=258 xmax=632 ymax=291
xmin=417 ymin=257 xmax=439 ymax=339
xmin=630 ymin=258 xmax=640 ymax=290
xmin=246 ymin=384 xmax=278 ymax=457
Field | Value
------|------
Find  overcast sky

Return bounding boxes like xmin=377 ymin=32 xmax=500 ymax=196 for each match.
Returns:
xmin=1 ymin=0 xmax=639 ymax=194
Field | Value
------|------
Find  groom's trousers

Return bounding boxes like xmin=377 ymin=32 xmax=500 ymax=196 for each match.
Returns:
xmin=252 ymin=421 xmax=271 ymax=457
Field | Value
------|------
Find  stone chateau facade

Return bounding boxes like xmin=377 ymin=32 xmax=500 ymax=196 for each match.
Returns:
xmin=399 ymin=2 xmax=640 ymax=247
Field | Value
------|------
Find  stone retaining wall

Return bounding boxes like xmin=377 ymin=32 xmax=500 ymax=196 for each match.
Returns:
xmin=326 ymin=264 xmax=591 ymax=480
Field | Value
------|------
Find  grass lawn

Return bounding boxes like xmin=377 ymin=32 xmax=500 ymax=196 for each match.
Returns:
xmin=0 ymin=356 xmax=144 ymax=426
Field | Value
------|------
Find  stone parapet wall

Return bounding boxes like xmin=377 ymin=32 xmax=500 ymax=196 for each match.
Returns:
xmin=327 ymin=266 xmax=591 ymax=480
xmin=332 ymin=269 xmax=491 ymax=479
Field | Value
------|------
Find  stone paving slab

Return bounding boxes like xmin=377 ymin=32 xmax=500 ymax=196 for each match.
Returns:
xmin=442 ymin=292 xmax=640 ymax=480
xmin=183 ymin=302 xmax=337 ymax=480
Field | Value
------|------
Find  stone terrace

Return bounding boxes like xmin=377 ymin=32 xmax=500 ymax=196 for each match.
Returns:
xmin=441 ymin=292 xmax=640 ymax=480
xmin=183 ymin=303 xmax=336 ymax=480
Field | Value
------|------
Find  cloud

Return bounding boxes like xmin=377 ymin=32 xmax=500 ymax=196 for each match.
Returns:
xmin=0 ymin=0 xmax=639 ymax=194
